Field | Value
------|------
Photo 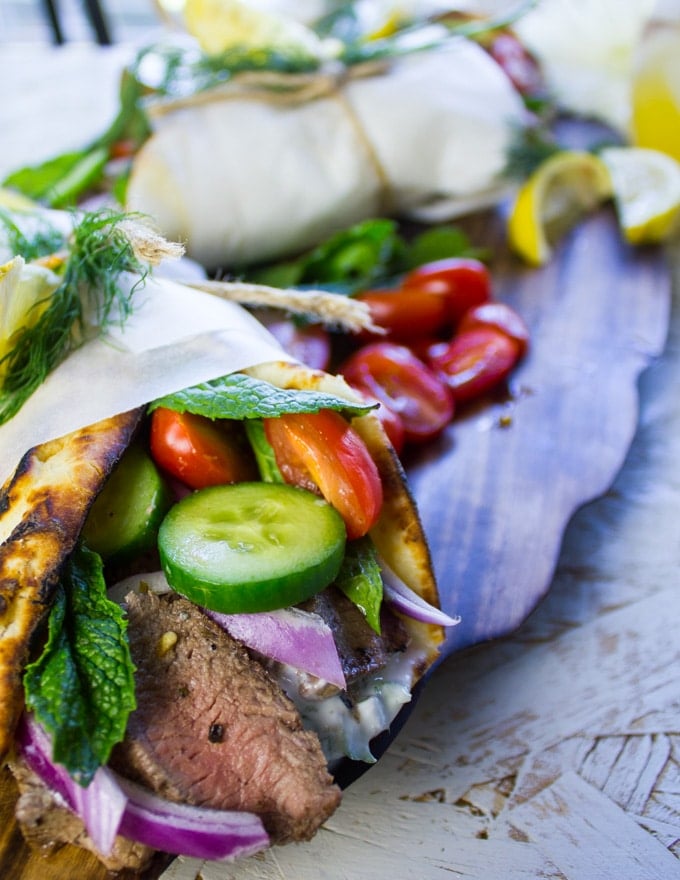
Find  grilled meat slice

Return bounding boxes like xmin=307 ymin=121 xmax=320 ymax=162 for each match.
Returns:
xmin=300 ymin=586 xmax=410 ymax=688
xmin=111 ymin=591 xmax=341 ymax=844
xmin=9 ymin=757 xmax=155 ymax=873
xmin=0 ymin=410 xmax=143 ymax=763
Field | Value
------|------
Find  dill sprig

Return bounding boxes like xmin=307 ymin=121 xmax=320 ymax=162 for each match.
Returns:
xmin=0 ymin=208 xmax=66 ymax=261
xmin=0 ymin=209 xmax=147 ymax=425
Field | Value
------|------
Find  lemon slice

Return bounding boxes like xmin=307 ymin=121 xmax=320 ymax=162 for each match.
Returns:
xmin=507 ymin=150 xmax=613 ymax=266
xmin=183 ymin=0 xmax=326 ymax=57
xmin=0 ymin=187 xmax=39 ymax=212
xmin=599 ymin=146 xmax=680 ymax=245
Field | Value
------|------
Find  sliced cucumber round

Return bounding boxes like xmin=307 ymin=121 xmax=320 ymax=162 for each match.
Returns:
xmin=158 ymin=482 xmax=346 ymax=613
xmin=83 ymin=442 xmax=172 ymax=565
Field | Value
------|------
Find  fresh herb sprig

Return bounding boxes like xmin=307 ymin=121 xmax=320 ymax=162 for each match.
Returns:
xmin=23 ymin=543 xmax=137 ymax=786
xmin=0 ymin=209 xmax=147 ymax=425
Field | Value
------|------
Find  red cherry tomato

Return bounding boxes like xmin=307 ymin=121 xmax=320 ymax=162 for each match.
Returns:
xmin=264 ymin=410 xmax=383 ymax=540
xmin=488 ymin=32 xmax=543 ymax=96
xmin=356 ymin=286 xmax=450 ymax=341
xmin=340 ymin=342 xmax=454 ymax=444
xmin=150 ymin=408 xmax=258 ymax=489
xmin=402 ymin=258 xmax=492 ymax=325
xmin=262 ymin=318 xmax=331 ymax=371
xmin=426 ymin=327 xmax=521 ymax=403
xmin=346 ymin=381 xmax=406 ymax=455
xmin=458 ymin=302 xmax=530 ymax=358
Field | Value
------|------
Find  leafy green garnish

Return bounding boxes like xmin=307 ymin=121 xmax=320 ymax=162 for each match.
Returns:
xmin=0 ymin=209 xmax=147 ymax=425
xmin=244 ymin=419 xmax=285 ymax=483
xmin=130 ymin=42 xmax=321 ymax=99
xmin=504 ymin=120 xmax=562 ymax=181
xmin=23 ymin=544 xmax=137 ymax=786
xmin=247 ymin=217 xmax=485 ymax=293
xmin=149 ymin=372 xmax=375 ymax=420
xmin=0 ymin=209 xmax=66 ymax=261
xmin=336 ymin=537 xmax=383 ymax=634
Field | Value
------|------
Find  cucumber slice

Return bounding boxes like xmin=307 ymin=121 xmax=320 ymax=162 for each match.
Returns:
xmin=82 ymin=442 xmax=172 ymax=565
xmin=158 ymin=483 xmax=346 ymax=613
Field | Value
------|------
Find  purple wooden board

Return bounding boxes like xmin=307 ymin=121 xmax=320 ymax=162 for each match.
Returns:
xmin=405 ymin=205 xmax=671 ymax=658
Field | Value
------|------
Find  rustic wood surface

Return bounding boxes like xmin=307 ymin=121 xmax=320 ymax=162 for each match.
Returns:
xmin=2 ymin=42 xmax=680 ymax=880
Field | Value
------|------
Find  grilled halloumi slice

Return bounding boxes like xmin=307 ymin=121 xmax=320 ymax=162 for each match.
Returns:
xmin=0 ymin=409 xmax=142 ymax=762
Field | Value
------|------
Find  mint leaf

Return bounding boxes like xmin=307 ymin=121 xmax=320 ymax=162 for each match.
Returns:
xmin=336 ymin=537 xmax=383 ymax=634
xmin=149 ymin=372 xmax=375 ymax=420
xmin=23 ymin=544 xmax=136 ymax=786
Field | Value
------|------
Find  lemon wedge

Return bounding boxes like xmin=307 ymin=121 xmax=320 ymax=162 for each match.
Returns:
xmin=0 ymin=187 xmax=39 ymax=212
xmin=183 ymin=0 xmax=327 ymax=57
xmin=507 ymin=150 xmax=613 ymax=266
xmin=599 ymin=146 xmax=680 ymax=245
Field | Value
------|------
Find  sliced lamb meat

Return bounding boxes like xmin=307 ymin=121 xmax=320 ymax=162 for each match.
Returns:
xmin=300 ymin=586 xmax=410 ymax=687
xmin=111 ymin=591 xmax=341 ymax=844
xmin=9 ymin=757 xmax=155 ymax=874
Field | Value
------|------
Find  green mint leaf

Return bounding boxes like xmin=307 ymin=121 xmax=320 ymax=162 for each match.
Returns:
xmin=23 ymin=543 xmax=136 ymax=786
xmin=244 ymin=419 xmax=284 ymax=483
xmin=336 ymin=537 xmax=383 ymax=634
xmin=149 ymin=372 xmax=375 ymax=420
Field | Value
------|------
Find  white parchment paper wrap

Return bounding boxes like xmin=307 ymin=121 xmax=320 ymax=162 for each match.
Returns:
xmin=0 ymin=274 xmax=295 ymax=487
xmin=126 ymin=39 xmax=526 ymax=269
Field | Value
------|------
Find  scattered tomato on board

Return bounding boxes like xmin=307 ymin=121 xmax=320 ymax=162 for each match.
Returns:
xmin=340 ymin=342 xmax=455 ymax=444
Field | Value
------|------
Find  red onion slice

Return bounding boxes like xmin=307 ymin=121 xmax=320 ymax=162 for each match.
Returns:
xmin=17 ymin=713 xmax=269 ymax=862
xmin=205 ymin=606 xmax=346 ymax=689
xmin=116 ymin=776 xmax=269 ymax=861
xmin=17 ymin=714 xmax=127 ymax=857
xmin=380 ymin=563 xmax=461 ymax=627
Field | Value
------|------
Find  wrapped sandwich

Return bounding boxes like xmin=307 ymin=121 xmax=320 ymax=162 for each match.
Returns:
xmin=0 ymin=210 xmax=455 ymax=872
xmin=1 ymin=6 xmax=529 ymax=273
xmin=126 ymin=35 xmax=527 ymax=269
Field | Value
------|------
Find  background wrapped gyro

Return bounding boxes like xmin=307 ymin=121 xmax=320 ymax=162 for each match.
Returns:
xmin=126 ymin=38 xmax=527 ymax=269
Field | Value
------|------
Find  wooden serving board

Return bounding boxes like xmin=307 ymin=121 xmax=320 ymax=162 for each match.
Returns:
xmin=0 ymin=209 xmax=671 ymax=879
xmin=407 ymin=204 xmax=671 ymax=657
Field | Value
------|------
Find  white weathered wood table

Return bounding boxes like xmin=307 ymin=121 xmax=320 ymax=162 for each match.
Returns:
xmin=2 ymin=42 xmax=680 ymax=880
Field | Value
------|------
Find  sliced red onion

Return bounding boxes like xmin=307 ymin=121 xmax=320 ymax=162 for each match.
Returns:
xmin=205 ymin=606 xmax=346 ymax=689
xmin=17 ymin=714 xmax=127 ymax=857
xmin=116 ymin=776 xmax=269 ymax=861
xmin=109 ymin=573 xmax=345 ymax=687
xmin=380 ymin=563 xmax=461 ymax=627
xmin=17 ymin=713 xmax=269 ymax=862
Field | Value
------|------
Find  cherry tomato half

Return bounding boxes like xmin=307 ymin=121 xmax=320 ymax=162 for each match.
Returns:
xmin=264 ymin=410 xmax=383 ymax=540
xmin=356 ymin=286 xmax=450 ymax=341
xmin=340 ymin=342 xmax=454 ymax=444
xmin=262 ymin=318 xmax=331 ymax=371
xmin=458 ymin=302 xmax=530 ymax=358
xmin=488 ymin=32 xmax=543 ymax=97
xmin=426 ymin=327 xmax=521 ymax=403
xmin=402 ymin=258 xmax=492 ymax=325
xmin=150 ymin=408 xmax=258 ymax=489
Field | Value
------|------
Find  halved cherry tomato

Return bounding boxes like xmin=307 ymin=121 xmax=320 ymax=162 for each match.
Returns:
xmin=458 ymin=302 xmax=530 ymax=358
xmin=264 ymin=410 xmax=383 ymax=540
xmin=488 ymin=32 xmax=543 ymax=96
xmin=356 ymin=286 xmax=450 ymax=341
xmin=262 ymin=318 xmax=332 ymax=371
xmin=340 ymin=342 xmax=454 ymax=444
xmin=346 ymin=381 xmax=406 ymax=455
xmin=426 ymin=327 xmax=521 ymax=403
xmin=402 ymin=258 xmax=492 ymax=325
xmin=150 ymin=408 xmax=258 ymax=489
